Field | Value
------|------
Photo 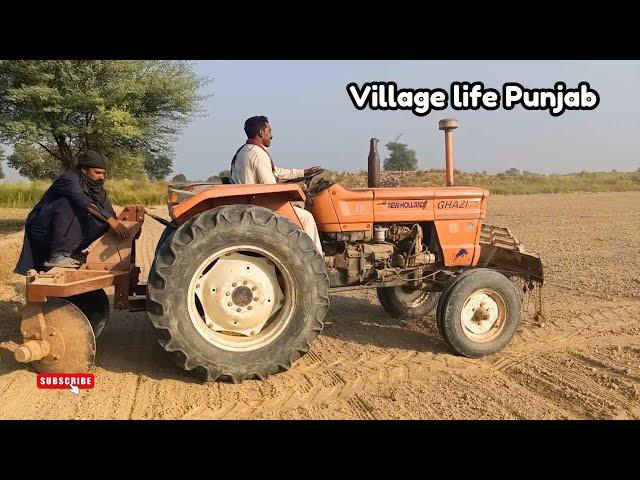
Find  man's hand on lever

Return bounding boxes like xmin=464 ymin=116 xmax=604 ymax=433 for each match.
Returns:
xmin=88 ymin=204 xmax=129 ymax=240
xmin=107 ymin=217 xmax=130 ymax=239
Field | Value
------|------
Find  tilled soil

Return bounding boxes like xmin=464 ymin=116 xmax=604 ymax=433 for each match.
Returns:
xmin=0 ymin=191 xmax=638 ymax=419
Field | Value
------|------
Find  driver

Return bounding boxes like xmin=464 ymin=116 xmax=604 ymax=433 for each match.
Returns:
xmin=230 ymin=115 xmax=323 ymax=254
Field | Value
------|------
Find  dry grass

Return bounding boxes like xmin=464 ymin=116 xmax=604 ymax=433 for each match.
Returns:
xmin=0 ymin=180 xmax=167 ymax=208
xmin=327 ymin=169 xmax=640 ymax=194
xmin=1 ymin=171 xmax=639 ymax=210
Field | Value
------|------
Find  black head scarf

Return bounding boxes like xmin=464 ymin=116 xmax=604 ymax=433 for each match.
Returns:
xmin=77 ymin=150 xmax=108 ymax=205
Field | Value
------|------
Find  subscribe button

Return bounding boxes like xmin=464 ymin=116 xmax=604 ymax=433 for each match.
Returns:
xmin=37 ymin=373 xmax=95 ymax=389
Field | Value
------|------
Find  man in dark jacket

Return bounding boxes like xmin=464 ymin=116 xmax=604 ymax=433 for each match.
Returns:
xmin=14 ymin=150 xmax=129 ymax=275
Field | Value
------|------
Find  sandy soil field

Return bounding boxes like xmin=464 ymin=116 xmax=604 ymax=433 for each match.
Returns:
xmin=0 ymin=191 xmax=638 ymax=419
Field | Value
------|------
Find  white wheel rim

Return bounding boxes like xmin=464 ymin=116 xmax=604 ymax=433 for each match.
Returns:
xmin=187 ymin=245 xmax=296 ymax=352
xmin=460 ymin=289 xmax=506 ymax=342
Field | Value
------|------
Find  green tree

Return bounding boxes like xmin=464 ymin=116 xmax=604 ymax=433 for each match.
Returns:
xmin=171 ymin=173 xmax=187 ymax=183
xmin=383 ymin=137 xmax=419 ymax=171
xmin=7 ymin=143 xmax=62 ymax=180
xmin=109 ymin=152 xmax=147 ymax=180
xmin=0 ymin=146 xmax=4 ymax=179
xmin=504 ymin=168 xmax=521 ymax=176
xmin=206 ymin=169 xmax=231 ymax=183
xmin=144 ymin=154 xmax=173 ymax=181
xmin=0 ymin=60 xmax=210 ymax=174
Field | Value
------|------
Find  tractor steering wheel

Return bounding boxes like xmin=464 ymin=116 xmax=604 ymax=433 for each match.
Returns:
xmin=282 ymin=169 xmax=325 ymax=188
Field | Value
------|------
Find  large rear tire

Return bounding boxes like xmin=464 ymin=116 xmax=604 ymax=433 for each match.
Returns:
xmin=147 ymin=204 xmax=330 ymax=383
xmin=155 ymin=225 xmax=176 ymax=256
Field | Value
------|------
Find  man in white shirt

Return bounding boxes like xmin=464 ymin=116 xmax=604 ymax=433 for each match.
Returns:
xmin=230 ymin=115 xmax=323 ymax=254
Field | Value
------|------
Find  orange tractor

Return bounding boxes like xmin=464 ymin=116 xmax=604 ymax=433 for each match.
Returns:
xmin=15 ymin=118 xmax=543 ymax=383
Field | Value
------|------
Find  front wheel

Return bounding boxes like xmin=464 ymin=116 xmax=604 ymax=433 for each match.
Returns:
xmin=437 ymin=269 xmax=521 ymax=358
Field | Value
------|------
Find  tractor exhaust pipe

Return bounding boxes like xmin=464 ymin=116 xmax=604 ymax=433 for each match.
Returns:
xmin=439 ymin=118 xmax=458 ymax=187
xmin=368 ymin=137 xmax=380 ymax=188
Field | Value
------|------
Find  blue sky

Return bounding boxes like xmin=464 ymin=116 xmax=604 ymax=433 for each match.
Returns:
xmin=3 ymin=60 xmax=639 ymax=180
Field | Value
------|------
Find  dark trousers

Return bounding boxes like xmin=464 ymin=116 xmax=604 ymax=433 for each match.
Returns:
xmin=48 ymin=197 xmax=109 ymax=255
xmin=15 ymin=197 xmax=109 ymax=274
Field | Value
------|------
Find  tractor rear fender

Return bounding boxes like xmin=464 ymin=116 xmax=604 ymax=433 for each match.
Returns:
xmin=169 ymin=184 xmax=306 ymax=228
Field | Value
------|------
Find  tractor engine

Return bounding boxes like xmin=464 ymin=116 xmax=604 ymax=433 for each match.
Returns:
xmin=322 ymin=223 xmax=437 ymax=288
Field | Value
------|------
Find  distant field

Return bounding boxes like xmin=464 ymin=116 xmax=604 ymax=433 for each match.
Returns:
xmin=0 ymin=170 xmax=639 ymax=207
xmin=332 ymin=170 xmax=640 ymax=194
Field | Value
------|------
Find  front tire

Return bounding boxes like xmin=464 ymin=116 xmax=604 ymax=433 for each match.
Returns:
xmin=438 ymin=269 xmax=521 ymax=358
